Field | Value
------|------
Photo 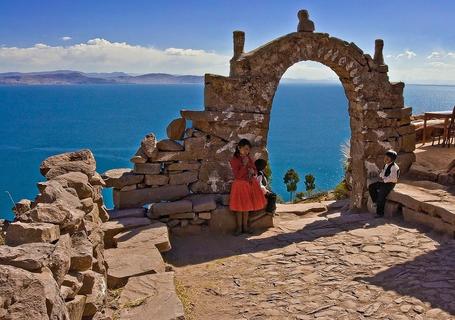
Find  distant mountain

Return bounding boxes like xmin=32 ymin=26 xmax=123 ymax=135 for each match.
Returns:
xmin=0 ymin=71 xmax=204 ymax=85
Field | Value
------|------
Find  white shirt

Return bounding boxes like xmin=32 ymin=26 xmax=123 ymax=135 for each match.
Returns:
xmin=379 ymin=162 xmax=400 ymax=184
xmin=256 ymin=173 xmax=268 ymax=195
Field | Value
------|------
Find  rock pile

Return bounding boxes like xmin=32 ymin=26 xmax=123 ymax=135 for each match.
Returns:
xmin=0 ymin=150 xmax=109 ymax=319
xmin=102 ymin=121 xmax=273 ymax=234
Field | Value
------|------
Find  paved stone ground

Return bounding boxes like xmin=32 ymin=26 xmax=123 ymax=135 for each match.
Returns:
xmin=165 ymin=209 xmax=455 ymax=320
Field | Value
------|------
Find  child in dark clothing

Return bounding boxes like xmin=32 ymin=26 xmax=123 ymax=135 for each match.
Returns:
xmin=255 ymin=159 xmax=277 ymax=214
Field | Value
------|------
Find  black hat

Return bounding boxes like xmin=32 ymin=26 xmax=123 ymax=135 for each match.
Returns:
xmin=385 ymin=150 xmax=398 ymax=161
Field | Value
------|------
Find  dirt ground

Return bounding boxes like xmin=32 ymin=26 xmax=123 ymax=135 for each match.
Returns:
xmin=165 ymin=208 xmax=455 ymax=320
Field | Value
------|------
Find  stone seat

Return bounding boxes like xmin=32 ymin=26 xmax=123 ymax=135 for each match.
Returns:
xmin=113 ymin=222 xmax=171 ymax=252
xmin=387 ymin=180 xmax=455 ymax=235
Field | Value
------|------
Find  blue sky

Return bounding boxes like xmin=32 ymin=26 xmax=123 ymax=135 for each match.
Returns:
xmin=1 ymin=0 xmax=455 ymax=83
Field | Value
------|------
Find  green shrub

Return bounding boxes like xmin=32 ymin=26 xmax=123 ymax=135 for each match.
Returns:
xmin=333 ymin=180 xmax=350 ymax=199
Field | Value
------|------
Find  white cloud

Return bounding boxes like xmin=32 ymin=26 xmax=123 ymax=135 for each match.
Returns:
xmin=427 ymin=51 xmax=442 ymax=59
xmin=0 ymin=38 xmax=230 ymax=75
xmin=61 ymin=36 xmax=72 ymax=41
xmin=396 ymin=50 xmax=417 ymax=60
xmin=448 ymin=52 xmax=455 ymax=58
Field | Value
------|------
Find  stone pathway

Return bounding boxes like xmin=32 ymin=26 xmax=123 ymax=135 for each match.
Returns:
xmin=165 ymin=208 xmax=455 ymax=320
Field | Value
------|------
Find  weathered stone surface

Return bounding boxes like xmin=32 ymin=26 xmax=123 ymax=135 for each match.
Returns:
xmin=62 ymin=272 xmax=84 ymax=300
xmin=108 ymin=207 xmax=147 ymax=220
xmin=35 ymin=180 xmax=82 ymax=209
xmin=5 ymin=222 xmax=60 ymax=246
xmin=105 ymin=246 xmax=165 ymax=289
xmin=141 ymin=133 xmax=157 ymax=158
xmin=13 ymin=198 xmax=32 ymax=216
xmin=0 ymin=265 xmax=69 ymax=320
xmin=102 ymin=168 xmax=144 ymax=189
xmin=167 ymin=161 xmax=201 ymax=171
xmin=66 ymin=295 xmax=86 ymax=320
xmin=133 ymin=163 xmax=161 ymax=175
xmin=209 ymin=206 xmax=236 ymax=233
xmin=49 ymin=233 xmax=72 ymax=285
xmin=0 ymin=242 xmax=55 ymax=271
xmin=119 ymin=272 xmax=185 ymax=320
xmin=114 ymin=184 xmax=190 ymax=209
xmin=276 ymin=202 xmax=327 ymax=215
xmin=130 ymin=147 xmax=148 ymax=164
xmin=53 ymin=171 xmax=93 ymax=198
xmin=170 ymin=212 xmax=195 ymax=220
xmin=169 ymin=171 xmax=198 ymax=185
xmin=249 ymin=212 xmax=274 ymax=230
xmin=192 ymin=194 xmax=217 ymax=212
xmin=157 ymin=139 xmax=184 ymax=151
xmin=113 ymin=222 xmax=171 ymax=252
xmin=167 ymin=118 xmax=186 ymax=140
xmin=149 ymin=199 xmax=193 ymax=218
xmin=70 ymin=232 xmax=93 ymax=271
xmin=198 ymin=211 xmax=211 ymax=220
xmin=144 ymin=174 xmax=169 ymax=186
xmin=40 ymin=149 xmax=96 ymax=179
xmin=82 ymin=271 xmax=107 ymax=317
xmin=102 ymin=217 xmax=152 ymax=248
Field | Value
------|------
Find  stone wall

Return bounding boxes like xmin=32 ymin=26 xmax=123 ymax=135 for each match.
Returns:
xmin=104 ymin=9 xmax=415 ymax=227
xmin=0 ymin=150 xmax=109 ymax=319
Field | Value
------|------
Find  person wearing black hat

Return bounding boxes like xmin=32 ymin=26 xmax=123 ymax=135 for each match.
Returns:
xmin=368 ymin=150 xmax=400 ymax=216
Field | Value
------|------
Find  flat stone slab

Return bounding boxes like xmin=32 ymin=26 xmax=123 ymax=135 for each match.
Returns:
xmin=105 ymin=246 xmax=165 ymax=289
xmin=148 ymin=200 xmax=193 ymax=218
xmin=191 ymin=195 xmax=217 ymax=212
xmin=113 ymin=222 xmax=171 ymax=252
xmin=119 ymin=272 xmax=185 ymax=320
xmin=276 ymin=202 xmax=327 ymax=215
xmin=108 ymin=208 xmax=147 ymax=220
xmin=0 ymin=242 xmax=55 ymax=271
xmin=102 ymin=168 xmax=144 ymax=189
xmin=102 ymin=217 xmax=152 ymax=248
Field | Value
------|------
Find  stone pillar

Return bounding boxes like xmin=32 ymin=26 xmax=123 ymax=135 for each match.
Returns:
xmin=374 ymin=39 xmax=385 ymax=65
xmin=233 ymin=31 xmax=245 ymax=59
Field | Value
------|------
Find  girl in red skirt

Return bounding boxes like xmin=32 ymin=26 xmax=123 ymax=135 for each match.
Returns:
xmin=229 ymin=139 xmax=267 ymax=235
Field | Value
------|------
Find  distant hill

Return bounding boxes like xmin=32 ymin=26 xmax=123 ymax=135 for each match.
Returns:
xmin=0 ymin=71 xmax=204 ymax=85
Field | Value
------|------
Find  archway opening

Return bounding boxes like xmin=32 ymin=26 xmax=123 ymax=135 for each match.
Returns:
xmin=268 ymin=61 xmax=350 ymax=202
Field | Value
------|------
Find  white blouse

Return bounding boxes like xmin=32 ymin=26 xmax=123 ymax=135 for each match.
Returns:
xmin=379 ymin=162 xmax=400 ymax=183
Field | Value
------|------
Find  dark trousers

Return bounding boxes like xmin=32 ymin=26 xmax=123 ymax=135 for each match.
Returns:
xmin=265 ymin=192 xmax=277 ymax=213
xmin=368 ymin=182 xmax=395 ymax=216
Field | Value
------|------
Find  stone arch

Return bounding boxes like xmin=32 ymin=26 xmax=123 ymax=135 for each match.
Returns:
xmin=202 ymin=10 xmax=416 ymax=209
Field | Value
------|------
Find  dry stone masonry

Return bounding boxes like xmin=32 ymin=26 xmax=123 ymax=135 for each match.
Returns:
xmin=0 ymin=150 xmax=109 ymax=319
xmin=104 ymin=9 xmax=415 ymax=235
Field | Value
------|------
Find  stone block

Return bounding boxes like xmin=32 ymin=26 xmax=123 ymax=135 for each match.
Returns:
xmin=157 ymin=139 xmax=184 ymax=151
xmin=384 ymin=201 xmax=401 ymax=218
xmin=166 ymin=161 xmax=201 ymax=171
xmin=144 ymin=174 xmax=169 ymax=186
xmin=102 ymin=217 xmax=152 ymax=248
xmin=198 ymin=211 xmax=211 ymax=220
xmin=82 ymin=272 xmax=106 ymax=317
xmin=105 ymin=246 xmax=165 ymax=289
xmin=140 ymin=133 xmax=157 ymax=158
xmin=113 ymin=222 xmax=171 ymax=252
xmin=148 ymin=199 xmax=193 ymax=217
xmin=169 ymin=171 xmax=198 ymax=185
xmin=102 ymin=168 xmax=143 ymax=189
xmin=66 ymin=295 xmax=86 ymax=320
xmin=192 ymin=195 xmax=217 ymax=212
xmin=169 ymin=212 xmax=195 ymax=220
xmin=133 ymin=163 xmax=161 ymax=175
xmin=108 ymin=207 xmax=147 ymax=220
xmin=167 ymin=118 xmax=186 ymax=140
xmin=113 ymin=184 xmax=190 ymax=209
xmin=5 ymin=222 xmax=60 ymax=246
xmin=118 ymin=272 xmax=185 ymax=320
xmin=209 ymin=206 xmax=236 ymax=233
xmin=70 ymin=232 xmax=93 ymax=272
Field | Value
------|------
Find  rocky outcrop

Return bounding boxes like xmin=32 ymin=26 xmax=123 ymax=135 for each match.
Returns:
xmin=1 ymin=150 xmax=109 ymax=319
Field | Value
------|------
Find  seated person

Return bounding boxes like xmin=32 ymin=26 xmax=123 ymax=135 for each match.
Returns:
xmin=255 ymin=159 xmax=277 ymax=214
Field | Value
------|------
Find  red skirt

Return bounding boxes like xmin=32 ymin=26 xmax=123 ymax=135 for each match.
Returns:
xmin=229 ymin=179 xmax=267 ymax=212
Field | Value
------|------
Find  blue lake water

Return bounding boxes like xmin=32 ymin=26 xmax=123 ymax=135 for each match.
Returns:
xmin=1 ymin=83 xmax=455 ymax=220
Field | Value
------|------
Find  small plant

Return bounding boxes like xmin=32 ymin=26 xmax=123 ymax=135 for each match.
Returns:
xmin=304 ymin=174 xmax=316 ymax=195
xmin=283 ymin=169 xmax=300 ymax=202
xmin=333 ymin=180 xmax=350 ymax=199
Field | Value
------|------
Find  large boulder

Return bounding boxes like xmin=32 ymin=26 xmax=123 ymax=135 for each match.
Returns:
xmin=119 ymin=272 xmax=185 ymax=320
xmin=40 ymin=149 xmax=96 ymax=179
xmin=0 ymin=265 xmax=69 ymax=320
xmin=35 ymin=180 xmax=82 ymax=210
xmin=102 ymin=168 xmax=144 ymax=189
xmin=5 ymin=222 xmax=60 ymax=246
xmin=0 ymin=242 xmax=55 ymax=271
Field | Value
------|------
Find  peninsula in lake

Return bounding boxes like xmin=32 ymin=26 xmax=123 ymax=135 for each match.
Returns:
xmin=0 ymin=70 xmax=204 ymax=85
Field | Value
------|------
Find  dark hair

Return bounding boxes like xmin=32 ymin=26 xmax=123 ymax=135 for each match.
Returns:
xmin=385 ymin=149 xmax=398 ymax=161
xmin=234 ymin=138 xmax=252 ymax=157
xmin=255 ymin=159 xmax=267 ymax=171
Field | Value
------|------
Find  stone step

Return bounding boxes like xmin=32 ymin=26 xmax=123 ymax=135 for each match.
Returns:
xmin=387 ymin=180 xmax=455 ymax=235
xmin=276 ymin=202 xmax=327 ymax=216
xmin=118 ymin=272 xmax=185 ymax=320
xmin=113 ymin=222 xmax=171 ymax=252
xmin=102 ymin=217 xmax=153 ymax=248
xmin=104 ymin=246 xmax=165 ymax=289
